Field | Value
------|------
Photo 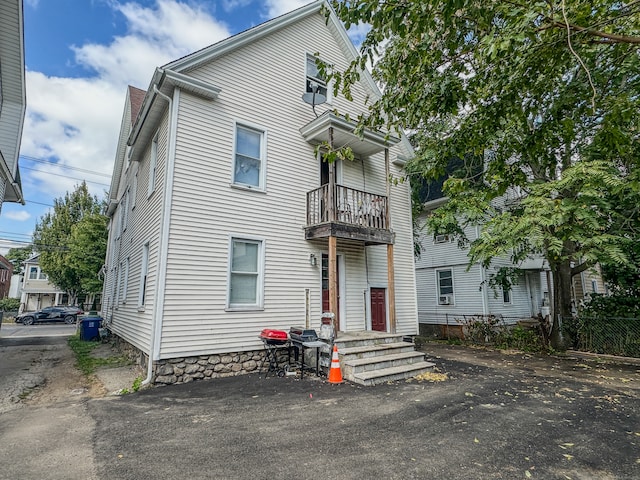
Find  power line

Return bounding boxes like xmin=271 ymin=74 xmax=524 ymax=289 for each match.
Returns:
xmin=21 ymin=155 xmax=112 ymax=178
xmin=24 ymin=198 xmax=55 ymax=207
xmin=20 ymin=166 xmax=110 ymax=188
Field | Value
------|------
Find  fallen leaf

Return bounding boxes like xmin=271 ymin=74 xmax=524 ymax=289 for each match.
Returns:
xmin=563 ymin=454 xmax=573 ymax=460
xmin=465 ymin=392 xmax=474 ymax=397
xmin=525 ymin=471 xmax=532 ymax=478
xmin=474 ymin=437 xmax=480 ymax=444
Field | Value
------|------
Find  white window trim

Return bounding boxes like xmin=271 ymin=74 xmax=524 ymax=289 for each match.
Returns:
xmin=122 ymin=189 xmax=130 ymax=232
xmin=305 ymin=53 xmax=333 ymax=104
xmin=231 ymin=121 xmax=267 ymax=191
xmin=434 ymin=234 xmax=452 ymax=244
xmin=436 ymin=268 xmax=455 ymax=306
xmin=122 ymin=257 xmax=130 ymax=304
xmin=138 ymin=243 xmax=150 ymax=309
xmin=148 ymin=132 xmax=159 ymax=198
xmin=502 ymin=287 xmax=512 ymax=304
xmin=226 ymin=235 xmax=265 ymax=311
xmin=132 ymin=171 xmax=138 ymax=209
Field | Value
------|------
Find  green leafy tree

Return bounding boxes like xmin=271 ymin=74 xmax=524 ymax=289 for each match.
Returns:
xmin=330 ymin=0 xmax=640 ymax=348
xmin=33 ymin=183 xmax=107 ymax=304
xmin=5 ymin=245 xmax=33 ymax=275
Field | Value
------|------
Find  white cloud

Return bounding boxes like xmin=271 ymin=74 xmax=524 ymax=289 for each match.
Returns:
xmin=3 ymin=210 xmax=31 ymax=222
xmin=263 ymin=0 xmax=310 ymax=18
xmin=21 ymin=0 xmax=232 ymax=200
xmin=222 ymin=0 xmax=253 ymax=12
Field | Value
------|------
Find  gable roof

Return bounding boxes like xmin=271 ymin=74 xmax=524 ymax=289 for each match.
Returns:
xmin=123 ymin=0 xmax=413 ymax=165
xmin=128 ymin=85 xmax=146 ymax=124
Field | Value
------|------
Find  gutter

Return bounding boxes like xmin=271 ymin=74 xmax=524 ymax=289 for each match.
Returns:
xmin=141 ymin=85 xmax=179 ymax=386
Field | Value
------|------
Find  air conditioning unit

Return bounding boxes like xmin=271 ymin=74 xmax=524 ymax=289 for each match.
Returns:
xmin=438 ymin=295 xmax=452 ymax=305
xmin=434 ymin=234 xmax=449 ymax=244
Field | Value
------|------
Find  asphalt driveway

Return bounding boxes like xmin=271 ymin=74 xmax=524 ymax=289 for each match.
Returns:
xmin=86 ymin=344 xmax=640 ymax=480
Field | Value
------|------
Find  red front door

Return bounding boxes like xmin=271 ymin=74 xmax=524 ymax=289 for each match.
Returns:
xmin=370 ymin=288 xmax=387 ymax=332
xmin=321 ymin=254 xmax=339 ymax=328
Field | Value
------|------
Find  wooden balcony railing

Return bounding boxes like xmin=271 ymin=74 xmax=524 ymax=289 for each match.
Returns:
xmin=307 ymin=184 xmax=389 ymax=230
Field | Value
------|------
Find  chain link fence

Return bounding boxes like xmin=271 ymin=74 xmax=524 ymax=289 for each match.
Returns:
xmin=562 ymin=315 xmax=640 ymax=358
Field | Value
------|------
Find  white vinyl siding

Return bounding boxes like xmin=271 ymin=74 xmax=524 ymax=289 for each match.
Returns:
xmin=232 ymin=123 xmax=266 ymax=189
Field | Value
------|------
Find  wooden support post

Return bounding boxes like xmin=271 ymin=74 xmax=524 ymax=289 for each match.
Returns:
xmin=328 ymin=126 xmax=336 ymax=222
xmin=387 ymin=244 xmax=396 ymax=334
xmin=384 ymin=147 xmax=396 ymax=333
xmin=329 ymin=235 xmax=338 ymax=337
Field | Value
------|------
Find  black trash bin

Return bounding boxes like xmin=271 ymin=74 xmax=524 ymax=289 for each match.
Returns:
xmin=80 ymin=316 xmax=102 ymax=341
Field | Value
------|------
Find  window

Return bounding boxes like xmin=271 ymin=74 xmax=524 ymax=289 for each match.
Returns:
xmin=122 ymin=257 xmax=130 ymax=303
xmin=591 ymin=279 xmax=598 ymax=293
xmin=122 ymin=189 xmax=130 ymax=232
xmin=437 ymin=269 xmax=454 ymax=305
xmin=434 ymin=234 xmax=451 ymax=244
xmin=148 ymin=133 xmax=158 ymax=197
xmin=228 ymin=237 xmax=264 ymax=309
xmin=306 ymin=54 xmax=329 ymax=100
xmin=39 ymin=270 xmax=48 ymax=280
xmin=29 ymin=266 xmax=38 ymax=279
xmin=233 ymin=124 xmax=265 ymax=189
xmin=139 ymin=243 xmax=149 ymax=307
xmin=115 ymin=264 xmax=120 ymax=305
xmin=132 ymin=172 xmax=138 ymax=209
xmin=502 ymin=288 xmax=511 ymax=304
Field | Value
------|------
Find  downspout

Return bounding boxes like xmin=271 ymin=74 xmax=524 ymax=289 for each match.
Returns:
xmin=142 ymin=85 xmax=179 ymax=385
xmin=476 ymin=226 xmax=489 ymax=316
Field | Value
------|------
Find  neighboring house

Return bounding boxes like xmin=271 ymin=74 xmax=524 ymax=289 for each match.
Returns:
xmin=0 ymin=0 xmax=26 ymax=213
xmin=415 ymin=199 xmax=550 ymax=337
xmin=9 ymin=273 xmax=22 ymax=298
xmin=19 ymin=255 xmax=65 ymax=312
xmin=0 ymin=255 xmax=13 ymax=298
xmin=102 ymin=0 xmax=419 ymax=384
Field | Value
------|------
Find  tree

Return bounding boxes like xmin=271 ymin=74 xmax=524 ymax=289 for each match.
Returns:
xmin=5 ymin=246 xmax=33 ymax=275
xmin=32 ymin=183 xmax=107 ymax=304
xmin=330 ymin=0 xmax=640 ymax=348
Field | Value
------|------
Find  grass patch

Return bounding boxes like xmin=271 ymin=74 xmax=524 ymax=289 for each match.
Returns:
xmin=68 ymin=334 xmax=132 ymax=376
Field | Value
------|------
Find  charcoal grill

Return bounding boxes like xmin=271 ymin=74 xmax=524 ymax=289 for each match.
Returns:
xmin=259 ymin=329 xmax=289 ymax=377
xmin=289 ymin=327 xmax=326 ymax=378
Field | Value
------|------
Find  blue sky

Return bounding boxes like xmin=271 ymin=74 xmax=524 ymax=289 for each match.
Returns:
xmin=0 ymin=0 xmax=334 ymax=254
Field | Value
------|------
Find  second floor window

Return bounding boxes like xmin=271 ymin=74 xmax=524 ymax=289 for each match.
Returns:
xmin=234 ymin=124 xmax=265 ymax=189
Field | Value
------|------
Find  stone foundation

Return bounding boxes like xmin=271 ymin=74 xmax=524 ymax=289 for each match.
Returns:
xmin=107 ymin=332 xmax=291 ymax=385
xmin=153 ymin=350 xmax=272 ymax=385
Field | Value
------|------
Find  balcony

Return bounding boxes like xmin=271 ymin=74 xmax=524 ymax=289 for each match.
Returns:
xmin=305 ymin=184 xmax=395 ymax=245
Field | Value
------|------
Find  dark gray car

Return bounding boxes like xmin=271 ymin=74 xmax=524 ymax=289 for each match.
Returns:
xmin=16 ymin=306 xmax=83 ymax=326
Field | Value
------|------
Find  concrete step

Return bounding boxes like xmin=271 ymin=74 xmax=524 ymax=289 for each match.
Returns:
xmin=338 ymin=341 xmax=416 ymax=360
xmin=350 ymin=361 xmax=437 ymax=386
xmin=343 ymin=351 xmax=426 ymax=375
xmin=335 ymin=334 xmax=405 ymax=349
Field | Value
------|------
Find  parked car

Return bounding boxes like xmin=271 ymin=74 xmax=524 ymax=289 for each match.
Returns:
xmin=16 ymin=306 xmax=84 ymax=325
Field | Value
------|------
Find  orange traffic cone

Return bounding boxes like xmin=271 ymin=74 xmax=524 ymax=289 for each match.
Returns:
xmin=328 ymin=344 xmax=344 ymax=384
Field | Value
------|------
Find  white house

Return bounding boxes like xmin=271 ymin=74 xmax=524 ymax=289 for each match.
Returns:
xmin=415 ymin=200 xmax=550 ymax=338
xmin=102 ymin=0 xmax=420 ymax=385
xmin=0 ymin=0 xmax=26 ymax=213
xmin=19 ymin=255 xmax=65 ymax=312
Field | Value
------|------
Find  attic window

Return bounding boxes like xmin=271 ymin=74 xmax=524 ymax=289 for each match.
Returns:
xmin=306 ymin=54 xmax=328 ymax=99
